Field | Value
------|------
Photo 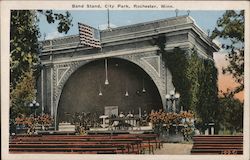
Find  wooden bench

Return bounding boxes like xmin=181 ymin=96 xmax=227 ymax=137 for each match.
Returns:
xmin=10 ymin=147 xmax=119 ymax=154
xmin=10 ymin=143 xmax=130 ymax=154
xmin=10 ymin=134 xmax=150 ymax=154
xmin=10 ymin=134 xmax=161 ymax=154
xmin=191 ymin=135 xmax=243 ymax=155
xmin=11 ymin=135 xmax=146 ymax=153
xmin=117 ymin=134 xmax=162 ymax=149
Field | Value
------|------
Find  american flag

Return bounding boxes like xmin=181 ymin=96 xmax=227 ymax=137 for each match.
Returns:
xmin=78 ymin=22 xmax=101 ymax=48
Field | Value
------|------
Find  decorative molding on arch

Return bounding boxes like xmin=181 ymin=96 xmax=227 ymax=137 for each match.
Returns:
xmin=51 ymin=51 xmax=169 ymax=125
xmin=56 ymin=67 xmax=70 ymax=86
xmin=141 ymin=55 xmax=161 ymax=77
xmin=52 ymin=60 xmax=90 ymax=124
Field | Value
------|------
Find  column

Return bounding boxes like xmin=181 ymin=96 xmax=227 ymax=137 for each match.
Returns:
xmin=41 ymin=67 xmax=44 ymax=115
xmin=205 ymin=129 xmax=209 ymax=135
xmin=50 ymin=65 xmax=53 ymax=116
xmin=211 ymin=126 xmax=214 ymax=135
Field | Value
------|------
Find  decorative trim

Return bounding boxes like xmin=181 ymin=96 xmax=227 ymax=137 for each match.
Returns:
xmin=50 ymin=66 xmax=53 ymax=116
xmin=41 ymin=46 xmax=159 ymax=65
xmin=41 ymin=68 xmax=44 ymax=115
xmin=141 ymin=55 xmax=161 ymax=77
xmin=56 ymin=66 xmax=70 ymax=86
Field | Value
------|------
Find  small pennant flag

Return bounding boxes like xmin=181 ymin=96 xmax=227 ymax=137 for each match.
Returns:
xmin=78 ymin=22 xmax=101 ymax=48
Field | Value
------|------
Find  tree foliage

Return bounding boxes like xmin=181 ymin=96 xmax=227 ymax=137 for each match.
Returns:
xmin=155 ymin=35 xmax=219 ymax=132
xmin=10 ymin=70 xmax=36 ymax=118
xmin=37 ymin=10 xmax=72 ymax=34
xmin=196 ymin=58 xmax=219 ymax=132
xmin=217 ymin=93 xmax=243 ymax=133
xmin=164 ymin=48 xmax=191 ymax=110
xmin=154 ymin=35 xmax=191 ymax=110
xmin=211 ymin=10 xmax=244 ymax=94
xmin=10 ymin=10 xmax=73 ymax=120
xmin=185 ymin=50 xmax=219 ymax=132
xmin=10 ymin=10 xmax=40 ymax=89
xmin=186 ymin=49 xmax=204 ymax=112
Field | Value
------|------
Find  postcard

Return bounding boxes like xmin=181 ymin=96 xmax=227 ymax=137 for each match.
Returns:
xmin=1 ymin=1 xmax=249 ymax=160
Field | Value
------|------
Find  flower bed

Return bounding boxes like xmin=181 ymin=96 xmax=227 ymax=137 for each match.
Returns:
xmin=148 ymin=110 xmax=195 ymax=141
xmin=15 ymin=114 xmax=53 ymax=134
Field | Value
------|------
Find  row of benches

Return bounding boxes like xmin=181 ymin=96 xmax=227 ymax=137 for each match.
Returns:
xmin=10 ymin=134 xmax=162 ymax=154
xmin=191 ymin=135 xmax=243 ymax=155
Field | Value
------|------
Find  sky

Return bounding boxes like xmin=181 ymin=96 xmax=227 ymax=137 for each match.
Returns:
xmin=38 ymin=10 xmax=243 ymax=101
xmin=38 ymin=10 xmax=225 ymax=40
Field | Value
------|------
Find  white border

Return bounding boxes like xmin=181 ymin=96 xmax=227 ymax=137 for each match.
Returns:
xmin=1 ymin=1 xmax=249 ymax=160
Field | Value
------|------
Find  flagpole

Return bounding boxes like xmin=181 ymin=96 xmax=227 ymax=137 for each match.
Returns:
xmin=98 ymin=26 xmax=103 ymax=53
xmin=107 ymin=9 xmax=112 ymax=31
xmin=104 ymin=9 xmax=110 ymax=85
xmin=107 ymin=8 xmax=110 ymax=30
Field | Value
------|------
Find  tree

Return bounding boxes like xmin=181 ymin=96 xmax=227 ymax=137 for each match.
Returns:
xmin=10 ymin=70 xmax=36 ymax=118
xmin=10 ymin=10 xmax=73 ymax=89
xmin=10 ymin=10 xmax=40 ymax=89
xmin=10 ymin=10 xmax=73 ymax=120
xmin=185 ymin=49 xmax=203 ymax=112
xmin=196 ymin=59 xmax=219 ymax=132
xmin=217 ymin=92 xmax=243 ymax=133
xmin=211 ymin=10 xmax=244 ymax=94
xmin=37 ymin=10 xmax=72 ymax=34
xmin=184 ymin=50 xmax=219 ymax=133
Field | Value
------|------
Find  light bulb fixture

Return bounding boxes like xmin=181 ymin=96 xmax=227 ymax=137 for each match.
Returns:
xmin=165 ymin=94 xmax=170 ymax=100
xmin=98 ymin=84 xmax=103 ymax=96
xmin=104 ymin=59 xmax=109 ymax=85
xmin=170 ymin=90 xmax=175 ymax=96
xmin=105 ymin=79 xmax=109 ymax=85
xmin=99 ymin=91 xmax=103 ymax=96
xmin=28 ymin=99 xmax=40 ymax=116
xmin=165 ymin=89 xmax=180 ymax=113
xmin=142 ymin=78 xmax=146 ymax=93
xmin=124 ymin=77 xmax=129 ymax=97
xmin=175 ymin=93 xmax=180 ymax=99
xmin=125 ymin=91 xmax=129 ymax=97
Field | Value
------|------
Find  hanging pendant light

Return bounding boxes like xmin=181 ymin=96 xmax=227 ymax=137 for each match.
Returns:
xmin=98 ymin=84 xmax=103 ymax=96
xmin=142 ymin=78 xmax=146 ymax=93
xmin=105 ymin=79 xmax=109 ymax=85
xmin=105 ymin=58 xmax=109 ymax=85
xmin=99 ymin=90 xmax=103 ymax=96
xmin=125 ymin=78 xmax=129 ymax=97
xmin=125 ymin=90 xmax=129 ymax=97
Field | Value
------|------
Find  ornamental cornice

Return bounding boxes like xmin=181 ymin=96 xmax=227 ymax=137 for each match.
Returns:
xmin=40 ymin=15 xmax=218 ymax=59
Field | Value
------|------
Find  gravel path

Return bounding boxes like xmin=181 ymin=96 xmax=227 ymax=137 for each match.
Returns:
xmin=154 ymin=143 xmax=193 ymax=155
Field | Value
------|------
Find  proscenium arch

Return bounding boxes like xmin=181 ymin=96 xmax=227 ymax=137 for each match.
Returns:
xmin=55 ymin=57 xmax=163 ymax=125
